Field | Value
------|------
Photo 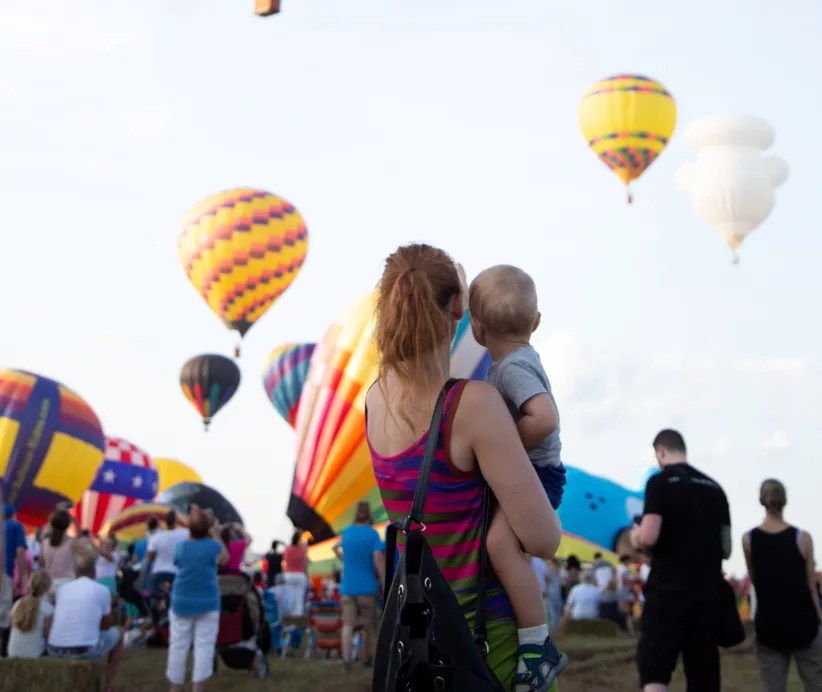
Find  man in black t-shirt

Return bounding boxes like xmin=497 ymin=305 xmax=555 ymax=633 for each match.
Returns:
xmin=631 ymin=429 xmax=731 ymax=692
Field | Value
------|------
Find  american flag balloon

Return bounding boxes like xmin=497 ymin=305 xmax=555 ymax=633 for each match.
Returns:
xmin=74 ymin=437 xmax=158 ymax=534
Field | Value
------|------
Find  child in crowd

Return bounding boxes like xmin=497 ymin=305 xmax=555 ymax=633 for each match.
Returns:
xmin=469 ymin=265 xmax=568 ymax=692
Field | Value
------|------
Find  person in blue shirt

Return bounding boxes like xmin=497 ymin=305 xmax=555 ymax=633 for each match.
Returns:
xmin=333 ymin=501 xmax=385 ymax=670
xmin=1 ymin=504 xmax=27 ymax=657
xmin=166 ymin=505 xmax=228 ymax=692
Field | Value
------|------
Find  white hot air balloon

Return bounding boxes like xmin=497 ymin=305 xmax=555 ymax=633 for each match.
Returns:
xmin=676 ymin=115 xmax=788 ymax=263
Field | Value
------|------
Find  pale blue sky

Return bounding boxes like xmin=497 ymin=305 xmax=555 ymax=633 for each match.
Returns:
xmin=2 ymin=0 xmax=820 ymax=573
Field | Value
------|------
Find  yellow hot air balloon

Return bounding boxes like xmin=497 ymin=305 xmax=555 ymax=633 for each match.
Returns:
xmin=152 ymin=458 xmax=203 ymax=495
xmin=178 ymin=188 xmax=309 ymax=356
xmin=579 ymin=74 xmax=677 ymax=203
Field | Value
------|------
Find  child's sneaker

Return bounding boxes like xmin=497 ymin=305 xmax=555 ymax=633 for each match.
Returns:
xmin=512 ymin=635 xmax=569 ymax=691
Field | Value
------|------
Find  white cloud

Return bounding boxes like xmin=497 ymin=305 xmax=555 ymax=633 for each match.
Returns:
xmin=75 ymin=102 xmax=174 ymax=140
xmin=760 ymin=430 xmax=789 ymax=452
xmin=46 ymin=152 xmax=112 ymax=177
xmin=733 ymin=356 xmax=811 ymax=378
xmin=115 ymin=102 xmax=174 ymax=138
xmin=0 ymin=1 xmax=137 ymax=60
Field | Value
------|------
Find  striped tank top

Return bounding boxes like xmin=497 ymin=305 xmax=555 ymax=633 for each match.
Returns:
xmin=368 ymin=379 xmax=519 ymax=685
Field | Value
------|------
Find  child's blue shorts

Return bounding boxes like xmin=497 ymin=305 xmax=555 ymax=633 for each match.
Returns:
xmin=536 ymin=462 xmax=567 ymax=510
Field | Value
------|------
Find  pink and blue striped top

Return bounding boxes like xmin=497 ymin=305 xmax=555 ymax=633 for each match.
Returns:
xmin=368 ymin=379 xmax=514 ymax=630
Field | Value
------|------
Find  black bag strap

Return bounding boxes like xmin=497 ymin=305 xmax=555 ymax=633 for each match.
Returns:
xmin=473 ymin=483 xmax=491 ymax=654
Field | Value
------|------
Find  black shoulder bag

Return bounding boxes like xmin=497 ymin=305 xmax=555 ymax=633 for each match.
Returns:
xmin=372 ymin=380 xmax=504 ymax=692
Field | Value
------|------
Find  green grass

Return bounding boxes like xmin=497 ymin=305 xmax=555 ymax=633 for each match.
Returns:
xmin=113 ymin=634 xmax=804 ymax=691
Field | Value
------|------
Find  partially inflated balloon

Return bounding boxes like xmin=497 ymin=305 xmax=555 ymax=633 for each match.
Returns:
xmin=74 ymin=437 xmax=158 ymax=534
xmin=157 ymin=482 xmax=243 ymax=525
xmin=152 ymin=458 xmax=203 ymax=495
xmin=579 ymin=74 xmax=677 ymax=202
xmin=262 ymin=343 xmax=316 ymax=427
xmin=289 ymin=299 xmax=495 ymax=544
xmin=101 ymin=503 xmax=188 ymax=543
xmin=289 ymin=293 xmax=381 ymax=543
xmin=178 ymin=189 xmax=308 ymax=352
xmin=180 ymin=354 xmax=241 ymax=430
xmin=0 ymin=369 xmax=105 ymax=526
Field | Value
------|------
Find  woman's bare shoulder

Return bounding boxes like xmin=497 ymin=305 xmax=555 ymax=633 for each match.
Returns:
xmin=455 ymin=380 xmax=507 ymax=418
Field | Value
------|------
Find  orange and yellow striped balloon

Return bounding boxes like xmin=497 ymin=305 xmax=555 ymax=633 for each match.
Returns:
xmin=579 ymin=74 xmax=677 ymax=201
xmin=288 ymin=293 xmax=383 ymax=543
xmin=178 ymin=188 xmax=308 ymax=344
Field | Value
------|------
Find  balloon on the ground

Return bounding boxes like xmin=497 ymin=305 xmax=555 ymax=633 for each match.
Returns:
xmin=0 ymin=369 xmax=105 ymax=526
xmin=289 ymin=293 xmax=382 ymax=543
xmin=262 ymin=343 xmax=316 ymax=427
xmin=579 ymin=74 xmax=677 ymax=203
xmin=676 ymin=115 xmax=788 ymax=262
xmin=101 ymin=502 xmax=188 ymax=543
xmin=74 ymin=437 xmax=158 ymax=535
xmin=289 ymin=298 xmax=499 ymax=544
xmin=180 ymin=354 xmax=241 ymax=430
xmin=152 ymin=457 xmax=203 ymax=495
xmin=177 ymin=188 xmax=308 ymax=354
xmin=157 ymin=482 xmax=243 ymax=525
xmin=557 ymin=465 xmax=648 ymax=562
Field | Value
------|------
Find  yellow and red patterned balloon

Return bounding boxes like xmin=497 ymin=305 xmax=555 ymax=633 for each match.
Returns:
xmin=579 ymin=74 xmax=677 ymax=202
xmin=178 ymin=188 xmax=308 ymax=351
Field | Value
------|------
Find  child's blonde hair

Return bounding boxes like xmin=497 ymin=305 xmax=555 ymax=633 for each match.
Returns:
xmin=469 ymin=265 xmax=539 ymax=336
xmin=11 ymin=570 xmax=52 ymax=633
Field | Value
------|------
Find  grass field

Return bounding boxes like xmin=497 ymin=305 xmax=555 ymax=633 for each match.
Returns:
xmin=115 ymin=633 xmax=805 ymax=691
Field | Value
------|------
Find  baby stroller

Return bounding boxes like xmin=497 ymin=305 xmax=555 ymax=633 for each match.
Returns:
xmin=217 ymin=572 xmax=271 ymax=678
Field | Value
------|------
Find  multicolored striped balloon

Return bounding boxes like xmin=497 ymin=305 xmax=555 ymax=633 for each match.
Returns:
xmin=74 ymin=437 xmax=158 ymax=535
xmin=0 ymin=369 xmax=105 ymax=527
xmin=101 ymin=502 xmax=189 ymax=543
xmin=579 ymin=74 xmax=677 ymax=202
xmin=289 ymin=293 xmax=381 ymax=543
xmin=178 ymin=188 xmax=309 ymax=352
xmin=262 ymin=343 xmax=316 ymax=427
xmin=179 ymin=354 xmax=241 ymax=430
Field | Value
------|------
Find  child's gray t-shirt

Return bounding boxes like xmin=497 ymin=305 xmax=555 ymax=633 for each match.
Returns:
xmin=486 ymin=344 xmax=562 ymax=468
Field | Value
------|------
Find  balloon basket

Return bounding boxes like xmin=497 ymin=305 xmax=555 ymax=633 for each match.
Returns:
xmin=254 ymin=0 xmax=280 ymax=15
xmin=234 ymin=345 xmax=241 ymax=358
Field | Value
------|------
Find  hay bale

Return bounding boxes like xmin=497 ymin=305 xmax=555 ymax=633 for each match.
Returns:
xmin=0 ymin=657 xmax=107 ymax=692
xmin=562 ymin=618 xmax=623 ymax=638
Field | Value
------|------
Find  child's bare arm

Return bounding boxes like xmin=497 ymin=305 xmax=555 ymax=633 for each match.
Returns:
xmin=517 ymin=393 xmax=559 ymax=446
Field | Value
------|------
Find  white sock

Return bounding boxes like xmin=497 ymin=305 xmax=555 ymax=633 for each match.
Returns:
xmin=518 ymin=624 xmax=549 ymax=648
xmin=515 ymin=625 xmax=550 ymax=691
